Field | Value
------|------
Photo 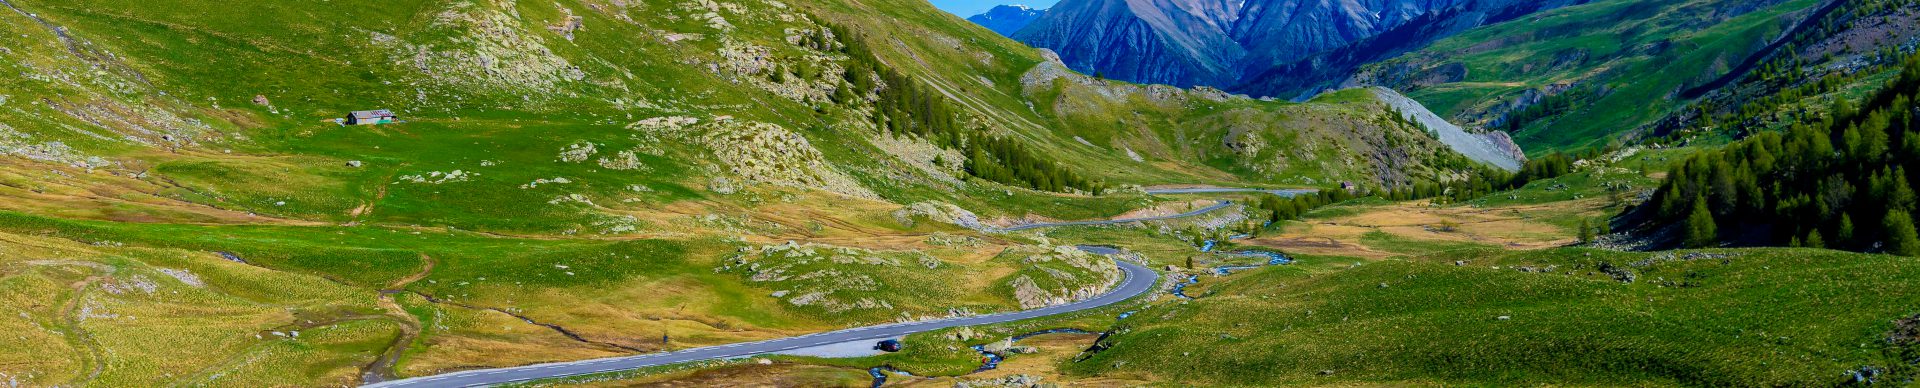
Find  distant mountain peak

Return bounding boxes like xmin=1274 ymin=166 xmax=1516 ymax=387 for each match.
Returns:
xmin=1013 ymin=0 xmax=1577 ymax=93
xmin=967 ymin=4 xmax=1048 ymax=37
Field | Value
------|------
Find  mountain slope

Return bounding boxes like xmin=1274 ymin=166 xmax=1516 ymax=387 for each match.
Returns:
xmin=1615 ymin=0 xmax=1920 ymax=251
xmin=967 ymin=4 xmax=1046 ymax=36
xmin=1233 ymin=0 xmax=1585 ymax=99
xmin=1012 ymin=0 xmax=1576 ymax=90
xmin=0 ymin=0 xmax=1497 ymax=385
xmin=1340 ymin=0 xmax=1829 ymax=151
xmin=1012 ymin=0 xmax=1248 ymax=87
xmin=1373 ymin=87 xmax=1525 ymax=170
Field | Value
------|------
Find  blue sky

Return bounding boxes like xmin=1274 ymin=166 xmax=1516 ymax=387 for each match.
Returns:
xmin=927 ymin=0 xmax=1056 ymax=16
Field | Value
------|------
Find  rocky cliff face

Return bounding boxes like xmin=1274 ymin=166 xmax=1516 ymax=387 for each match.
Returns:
xmin=1228 ymin=0 xmax=1466 ymax=74
xmin=967 ymin=5 xmax=1047 ymax=36
xmin=1014 ymin=0 xmax=1574 ymax=93
xmin=1013 ymin=0 xmax=1247 ymax=87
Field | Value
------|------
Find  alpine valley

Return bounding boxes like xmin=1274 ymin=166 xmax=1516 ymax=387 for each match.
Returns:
xmin=0 ymin=0 xmax=1914 ymax=387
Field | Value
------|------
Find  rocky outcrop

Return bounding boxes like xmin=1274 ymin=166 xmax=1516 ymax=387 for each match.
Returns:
xmin=719 ymin=242 xmax=937 ymax=313
xmin=966 ymin=5 xmax=1046 ymax=37
xmin=0 ymin=124 xmax=114 ymax=170
xmin=893 ymin=201 xmax=991 ymax=231
xmin=374 ymin=0 xmax=586 ymax=95
xmin=627 ymin=116 xmax=878 ymax=199
xmin=1370 ymin=87 xmax=1525 ymax=171
xmin=1001 ymin=245 xmax=1122 ymax=309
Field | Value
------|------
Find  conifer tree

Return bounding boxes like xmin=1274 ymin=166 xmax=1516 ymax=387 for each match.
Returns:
xmin=1891 ymin=170 xmax=1917 ymax=212
xmin=1885 ymin=211 xmax=1920 ymax=257
xmin=1684 ymin=195 xmax=1718 ymax=248
xmin=1837 ymin=214 xmax=1854 ymax=247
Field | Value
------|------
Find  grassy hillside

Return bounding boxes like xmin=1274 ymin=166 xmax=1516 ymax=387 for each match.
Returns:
xmin=1651 ymin=0 xmax=1920 ymax=141
xmin=1065 ymin=247 xmax=1920 ymax=385
xmin=1355 ymin=0 xmax=1828 ymax=152
xmin=0 ymin=0 xmax=1501 ymax=385
xmin=0 ymin=229 xmax=394 ymax=387
xmin=5 ymin=0 xmax=1913 ymax=386
xmin=0 ymin=0 xmax=1487 ymax=231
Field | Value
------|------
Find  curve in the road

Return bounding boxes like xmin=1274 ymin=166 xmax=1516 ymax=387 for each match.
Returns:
xmin=363 ymin=252 xmax=1158 ymax=388
xmin=368 ymin=187 xmax=1304 ymax=386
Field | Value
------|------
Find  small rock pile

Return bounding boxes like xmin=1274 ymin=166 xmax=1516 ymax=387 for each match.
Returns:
xmin=892 ymin=201 xmax=990 ymax=231
xmin=718 ymin=242 xmax=943 ymax=313
xmin=629 ymin=116 xmax=877 ymax=199
xmin=397 ymin=170 xmax=474 ymax=184
xmin=0 ymin=124 xmax=116 ymax=170
xmin=954 ymin=374 xmax=1049 ymax=388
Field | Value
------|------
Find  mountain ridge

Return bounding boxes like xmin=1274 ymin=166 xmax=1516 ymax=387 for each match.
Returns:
xmin=1012 ymin=0 xmax=1577 ymax=92
xmin=967 ymin=4 xmax=1047 ymax=36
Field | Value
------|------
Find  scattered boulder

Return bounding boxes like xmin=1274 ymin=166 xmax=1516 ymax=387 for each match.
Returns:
xmin=596 ymin=150 xmax=644 ymax=171
xmin=1889 ymin=313 xmax=1919 ymax=347
xmin=708 ymin=176 xmax=740 ymax=195
xmin=557 ymin=142 xmax=597 ymax=163
xmin=893 ymin=201 xmax=989 ymax=231
xmin=954 ymin=374 xmax=1044 ymax=388
xmin=396 ymin=170 xmax=473 ymax=184
xmin=1597 ymin=262 xmax=1636 ymax=283
xmin=946 ymin=326 xmax=982 ymax=342
xmin=546 ymin=8 xmax=585 ymax=40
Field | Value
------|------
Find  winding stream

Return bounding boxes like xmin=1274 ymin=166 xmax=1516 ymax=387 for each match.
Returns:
xmin=1171 ymin=250 xmax=1290 ymax=299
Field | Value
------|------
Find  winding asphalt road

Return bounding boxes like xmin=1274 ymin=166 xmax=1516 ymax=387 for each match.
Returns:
xmin=366 ymin=187 xmax=1306 ymax=387
xmin=363 ymin=251 xmax=1157 ymax=387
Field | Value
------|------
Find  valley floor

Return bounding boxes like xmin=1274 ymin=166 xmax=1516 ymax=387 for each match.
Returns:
xmin=487 ymin=163 xmax=1919 ymax=386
